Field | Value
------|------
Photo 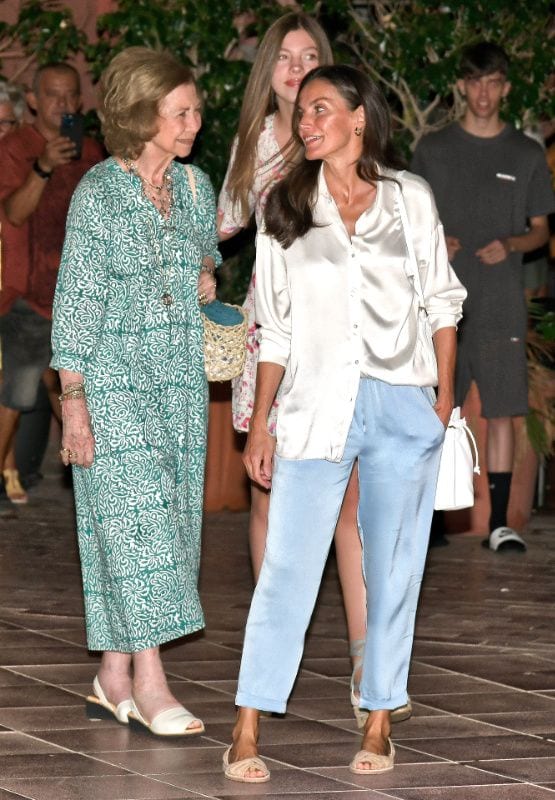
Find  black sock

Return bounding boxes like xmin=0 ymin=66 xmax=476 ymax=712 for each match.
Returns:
xmin=488 ymin=472 xmax=512 ymax=533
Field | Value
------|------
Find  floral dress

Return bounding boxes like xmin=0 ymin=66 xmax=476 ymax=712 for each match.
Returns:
xmin=218 ymin=113 xmax=287 ymax=434
xmin=51 ymin=158 xmax=220 ymax=652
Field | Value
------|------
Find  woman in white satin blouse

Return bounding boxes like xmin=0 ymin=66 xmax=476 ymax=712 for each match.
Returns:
xmin=223 ymin=65 xmax=466 ymax=784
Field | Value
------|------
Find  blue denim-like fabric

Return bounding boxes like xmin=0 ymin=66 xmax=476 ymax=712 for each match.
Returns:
xmin=236 ymin=377 xmax=444 ymax=713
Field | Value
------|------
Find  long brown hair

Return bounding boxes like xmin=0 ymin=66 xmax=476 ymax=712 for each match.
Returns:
xmin=226 ymin=12 xmax=333 ymax=222
xmin=264 ymin=65 xmax=404 ymax=249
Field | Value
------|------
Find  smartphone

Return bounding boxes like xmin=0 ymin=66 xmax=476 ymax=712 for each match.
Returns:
xmin=60 ymin=112 xmax=83 ymax=159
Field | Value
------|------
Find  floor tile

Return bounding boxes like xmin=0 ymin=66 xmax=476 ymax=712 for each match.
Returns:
xmin=0 ymin=706 xmax=120 ymax=732
xmin=412 ymin=692 xmax=555 ymax=715
xmin=0 ymin=685 xmax=82 ymax=708
xmin=0 ymin=790 xmax=32 ymax=800
xmin=470 ymin=711 xmax=555 ymax=736
xmin=395 ymin=733 xmax=555 ymax=762
xmin=0 ymin=776 xmax=197 ymax=800
xmin=391 ymin=785 xmax=555 ymax=799
xmin=0 ymin=752 xmax=129 ymax=779
xmin=469 ymin=756 xmax=555 ymax=782
xmin=0 ymin=670 xmax=43 ymax=688
xmin=2 ymin=442 xmax=555 ymax=800
xmin=315 ymin=761 xmax=518 ymax=790
xmin=0 ymin=732 xmax=64 ymax=756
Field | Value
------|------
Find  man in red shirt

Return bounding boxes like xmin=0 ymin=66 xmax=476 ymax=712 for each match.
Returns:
xmin=0 ymin=63 xmax=103 ymax=500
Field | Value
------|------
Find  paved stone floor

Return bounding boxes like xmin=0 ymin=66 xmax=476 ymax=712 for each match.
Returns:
xmin=0 ymin=446 xmax=554 ymax=799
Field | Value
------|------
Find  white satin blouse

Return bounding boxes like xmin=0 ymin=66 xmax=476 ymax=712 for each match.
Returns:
xmin=255 ymin=166 xmax=467 ymax=461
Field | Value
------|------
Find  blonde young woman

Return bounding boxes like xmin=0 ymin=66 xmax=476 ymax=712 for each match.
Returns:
xmin=218 ymin=12 xmax=410 ymax=725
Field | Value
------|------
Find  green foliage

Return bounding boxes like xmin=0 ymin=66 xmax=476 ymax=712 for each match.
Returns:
xmin=526 ymin=408 xmax=552 ymax=458
xmin=0 ymin=0 xmax=86 ymax=80
xmin=85 ymin=0 xmax=290 ymax=190
xmin=527 ymin=302 xmax=555 ymax=455
xmin=83 ymin=0 xmax=292 ymax=302
xmin=2 ymin=0 xmax=553 ymax=303
xmin=332 ymin=0 xmax=555 ymax=154
xmin=530 ymin=306 xmax=555 ymax=343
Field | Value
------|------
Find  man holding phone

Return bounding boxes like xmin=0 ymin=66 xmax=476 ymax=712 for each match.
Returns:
xmin=0 ymin=63 xmax=102 ymax=502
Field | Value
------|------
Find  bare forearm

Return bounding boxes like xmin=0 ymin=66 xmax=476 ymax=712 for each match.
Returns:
xmin=201 ymin=255 xmax=216 ymax=272
xmin=5 ymin=135 xmax=78 ymax=226
xmin=58 ymin=369 xmax=95 ymax=468
xmin=250 ymin=361 xmax=285 ymax=431
xmin=59 ymin=368 xmax=85 ymax=390
xmin=432 ymin=326 xmax=456 ymax=426
xmin=4 ymin=171 xmax=48 ymax=226
xmin=504 ymin=217 xmax=549 ymax=255
xmin=433 ymin=327 xmax=456 ymax=399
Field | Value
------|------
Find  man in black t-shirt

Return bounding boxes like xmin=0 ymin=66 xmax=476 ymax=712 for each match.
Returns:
xmin=412 ymin=42 xmax=554 ymax=552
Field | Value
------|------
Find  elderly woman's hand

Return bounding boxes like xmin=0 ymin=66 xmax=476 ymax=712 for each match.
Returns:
xmin=197 ymin=267 xmax=217 ymax=306
xmin=60 ymin=399 xmax=95 ymax=468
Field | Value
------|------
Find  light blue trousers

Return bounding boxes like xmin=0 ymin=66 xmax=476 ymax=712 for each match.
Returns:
xmin=236 ymin=378 xmax=445 ymax=713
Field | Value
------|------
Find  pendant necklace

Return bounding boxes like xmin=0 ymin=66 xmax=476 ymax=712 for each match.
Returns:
xmin=147 ymin=216 xmax=175 ymax=308
xmin=124 ymin=158 xmax=175 ymax=306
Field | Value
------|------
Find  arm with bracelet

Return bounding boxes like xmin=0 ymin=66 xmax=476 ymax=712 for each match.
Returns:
xmin=58 ymin=374 xmax=94 ymax=468
xmin=51 ymin=171 xmax=110 ymax=470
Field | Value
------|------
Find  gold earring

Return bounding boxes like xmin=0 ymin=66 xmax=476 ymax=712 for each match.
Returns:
xmin=354 ymin=126 xmax=362 ymax=136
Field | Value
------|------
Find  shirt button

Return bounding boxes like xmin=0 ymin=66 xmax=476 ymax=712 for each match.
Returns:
xmin=354 ymin=324 xmax=358 ymax=329
xmin=355 ymin=360 xmax=359 ymax=365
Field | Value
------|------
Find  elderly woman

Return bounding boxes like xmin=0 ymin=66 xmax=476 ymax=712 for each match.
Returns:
xmin=0 ymin=80 xmax=25 ymax=136
xmin=51 ymin=47 xmax=218 ymax=736
xmin=224 ymin=65 xmax=466 ymax=783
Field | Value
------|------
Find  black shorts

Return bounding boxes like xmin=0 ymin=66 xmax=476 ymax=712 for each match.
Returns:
xmin=0 ymin=299 xmax=52 ymax=411
xmin=455 ymin=333 xmax=528 ymax=418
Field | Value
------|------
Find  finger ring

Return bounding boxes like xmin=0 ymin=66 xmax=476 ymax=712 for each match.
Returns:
xmin=199 ymin=292 xmax=208 ymax=306
xmin=60 ymin=448 xmax=70 ymax=456
xmin=69 ymin=451 xmax=77 ymax=461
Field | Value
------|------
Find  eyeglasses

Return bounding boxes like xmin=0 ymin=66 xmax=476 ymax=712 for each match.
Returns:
xmin=0 ymin=119 xmax=17 ymax=130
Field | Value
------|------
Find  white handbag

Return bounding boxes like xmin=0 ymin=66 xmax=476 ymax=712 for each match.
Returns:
xmin=396 ymin=182 xmax=480 ymax=511
xmin=434 ymin=407 xmax=480 ymax=511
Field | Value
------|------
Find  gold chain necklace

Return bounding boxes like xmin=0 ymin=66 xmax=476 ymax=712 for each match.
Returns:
xmin=123 ymin=159 xmax=176 ymax=307
xmin=123 ymin=158 xmax=174 ymax=220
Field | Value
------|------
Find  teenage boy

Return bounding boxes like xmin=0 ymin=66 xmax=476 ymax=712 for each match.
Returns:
xmin=412 ymin=42 xmax=554 ymax=551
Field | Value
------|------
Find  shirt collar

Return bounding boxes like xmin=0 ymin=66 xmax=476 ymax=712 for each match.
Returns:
xmin=315 ymin=162 xmax=395 ymax=230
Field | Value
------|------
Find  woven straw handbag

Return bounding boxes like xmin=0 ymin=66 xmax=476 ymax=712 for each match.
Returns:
xmin=184 ymin=164 xmax=248 ymax=382
xmin=202 ymin=300 xmax=248 ymax=382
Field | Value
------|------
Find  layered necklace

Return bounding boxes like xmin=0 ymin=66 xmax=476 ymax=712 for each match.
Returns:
xmin=123 ymin=158 xmax=176 ymax=307
xmin=123 ymin=157 xmax=174 ymax=219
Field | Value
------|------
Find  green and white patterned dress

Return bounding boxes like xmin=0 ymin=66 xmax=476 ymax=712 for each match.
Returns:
xmin=51 ymin=158 xmax=220 ymax=652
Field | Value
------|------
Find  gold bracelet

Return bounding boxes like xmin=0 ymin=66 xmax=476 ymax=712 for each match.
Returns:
xmin=59 ymin=391 xmax=86 ymax=402
xmin=59 ymin=382 xmax=86 ymax=402
xmin=200 ymin=264 xmax=216 ymax=275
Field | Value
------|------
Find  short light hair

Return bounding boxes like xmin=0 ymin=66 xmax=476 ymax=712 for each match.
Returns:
xmin=0 ymin=80 xmax=26 ymax=122
xmin=98 ymin=47 xmax=196 ymax=159
xmin=32 ymin=63 xmax=81 ymax=95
